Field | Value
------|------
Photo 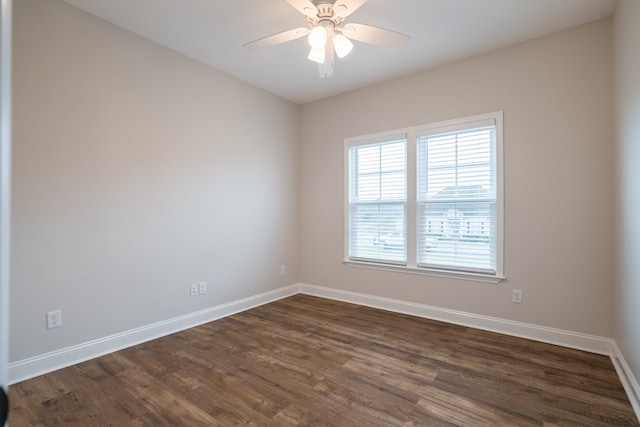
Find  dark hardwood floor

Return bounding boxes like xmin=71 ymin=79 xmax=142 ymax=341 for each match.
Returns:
xmin=9 ymin=294 xmax=639 ymax=426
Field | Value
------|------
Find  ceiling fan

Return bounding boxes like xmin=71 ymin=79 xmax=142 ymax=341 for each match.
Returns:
xmin=243 ymin=0 xmax=410 ymax=79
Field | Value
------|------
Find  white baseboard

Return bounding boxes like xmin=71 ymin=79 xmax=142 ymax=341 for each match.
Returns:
xmin=298 ymin=283 xmax=639 ymax=421
xmin=8 ymin=284 xmax=300 ymax=384
xmin=8 ymin=281 xmax=640 ymax=422
xmin=298 ymin=284 xmax=615 ymax=354
xmin=610 ymin=342 xmax=640 ymax=419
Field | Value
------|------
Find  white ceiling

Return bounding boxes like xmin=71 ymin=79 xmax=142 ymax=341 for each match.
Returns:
xmin=63 ymin=0 xmax=618 ymax=105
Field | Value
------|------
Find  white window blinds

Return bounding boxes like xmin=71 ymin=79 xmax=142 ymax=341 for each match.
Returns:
xmin=417 ymin=119 xmax=497 ymax=273
xmin=345 ymin=112 xmax=503 ymax=281
xmin=348 ymin=136 xmax=407 ymax=264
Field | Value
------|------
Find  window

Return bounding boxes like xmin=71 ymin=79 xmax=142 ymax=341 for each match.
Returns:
xmin=345 ymin=112 xmax=504 ymax=281
xmin=347 ymin=135 xmax=407 ymax=264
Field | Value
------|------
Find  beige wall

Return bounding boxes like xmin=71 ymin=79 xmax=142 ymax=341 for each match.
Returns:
xmin=299 ymin=19 xmax=614 ymax=337
xmin=614 ymin=0 xmax=640 ymax=388
xmin=10 ymin=0 xmax=299 ymax=361
xmin=11 ymin=0 xmax=624 ymax=369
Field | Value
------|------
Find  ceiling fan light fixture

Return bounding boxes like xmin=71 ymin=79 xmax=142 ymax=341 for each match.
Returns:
xmin=243 ymin=0 xmax=412 ymax=79
xmin=308 ymin=46 xmax=326 ymax=64
xmin=333 ymin=33 xmax=353 ymax=58
xmin=308 ymin=26 xmax=328 ymax=49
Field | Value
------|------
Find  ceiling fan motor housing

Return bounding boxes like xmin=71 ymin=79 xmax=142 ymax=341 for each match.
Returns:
xmin=306 ymin=3 xmax=345 ymax=28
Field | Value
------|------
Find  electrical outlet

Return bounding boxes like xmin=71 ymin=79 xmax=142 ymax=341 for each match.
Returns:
xmin=199 ymin=281 xmax=207 ymax=295
xmin=512 ymin=289 xmax=523 ymax=304
xmin=47 ymin=310 xmax=62 ymax=329
xmin=190 ymin=283 xmax=198 ymax=297
xmin=280 ymin=265 xmax=286 ymax=276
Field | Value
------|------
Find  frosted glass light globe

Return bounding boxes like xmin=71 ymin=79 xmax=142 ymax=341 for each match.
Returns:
xmin=308 ymin=26 xmax=328 ymax=49
xmin=333 ymin=34 xmax=353 ymax=58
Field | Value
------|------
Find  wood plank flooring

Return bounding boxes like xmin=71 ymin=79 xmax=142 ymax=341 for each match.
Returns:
xmin=8 ymin=294 xmax=639 ymax=426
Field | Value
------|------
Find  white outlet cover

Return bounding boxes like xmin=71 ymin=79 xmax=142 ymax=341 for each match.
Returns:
xmin=512 ymin=290 xmax=523 ymax=304
xmin=199 ymin=281 xmax=207 ymax=295
xmin=47 ymin=310 xmax=62 ymax=329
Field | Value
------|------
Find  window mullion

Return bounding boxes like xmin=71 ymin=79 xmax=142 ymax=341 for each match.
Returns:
xmin=406 ymin=129 xmax=417 ymax=268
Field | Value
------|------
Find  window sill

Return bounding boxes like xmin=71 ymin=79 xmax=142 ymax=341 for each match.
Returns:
xmin=343 ymin=259 xmax=505 ymax=284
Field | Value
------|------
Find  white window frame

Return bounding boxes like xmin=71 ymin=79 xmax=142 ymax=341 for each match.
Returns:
xmin=344 ymin=112 xmax=504 ymax=283
xmin=346 ymin=132 xmax=408 ymax=265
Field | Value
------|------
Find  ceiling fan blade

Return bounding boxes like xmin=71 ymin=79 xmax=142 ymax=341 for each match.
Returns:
xmin=243 ymin=27 xmax=310 ymax=50
xmin=333 ymin=0 xmax=368 ymax=19
xmin=340 ymin=23 xmax=410 ymax=48
xmin=285 ymin=0 xmax=318 ymax=18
